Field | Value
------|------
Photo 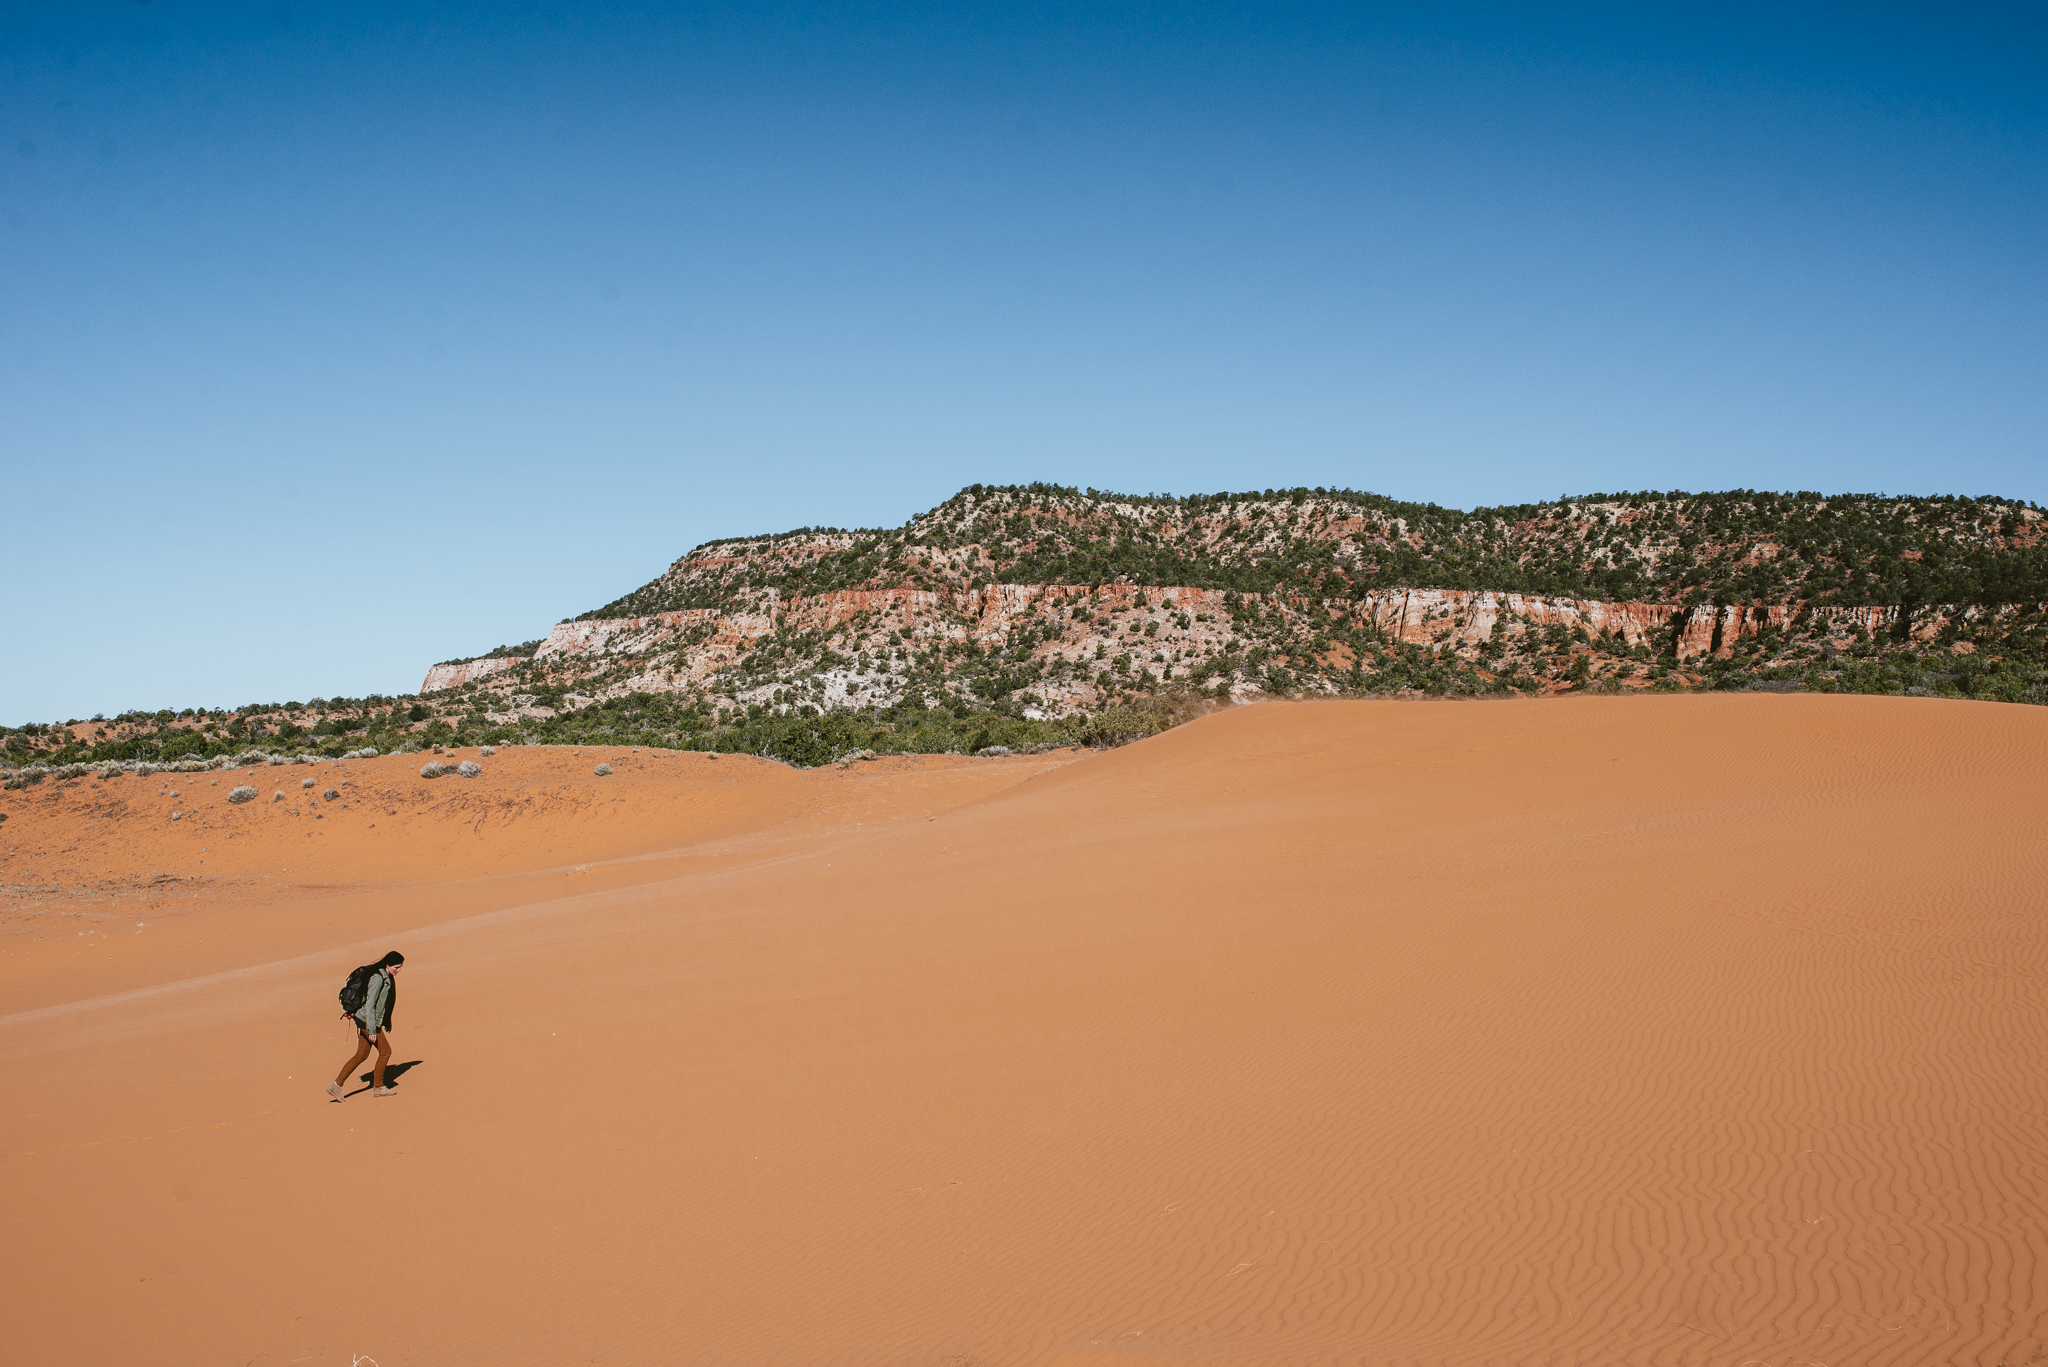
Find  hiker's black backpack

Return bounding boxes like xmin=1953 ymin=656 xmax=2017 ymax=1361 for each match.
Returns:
xmin=338 ymin=963 xmax=380 ymax=1020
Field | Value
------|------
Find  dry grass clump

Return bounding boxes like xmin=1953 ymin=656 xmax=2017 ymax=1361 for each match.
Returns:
xmin=420 ymin=762 xmax=448 ymax=779
xmin=593 ymin=762 xmax=613 ymax=776
xmin=226 ymin=786 xmax=257 ymax=804
xmin=456 ymin=761 xmax=483 ymax=778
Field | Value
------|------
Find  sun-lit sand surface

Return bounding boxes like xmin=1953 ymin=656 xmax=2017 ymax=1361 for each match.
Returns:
xmin=4 ymin=696 xmax=2046 ymax=1366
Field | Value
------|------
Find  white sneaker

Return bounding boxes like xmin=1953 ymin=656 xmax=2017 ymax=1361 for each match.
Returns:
xmin=326 ymin=1082 xmax=345 ymax=1101
xmin=371 ymin=1086 xmax=397 ymax=1097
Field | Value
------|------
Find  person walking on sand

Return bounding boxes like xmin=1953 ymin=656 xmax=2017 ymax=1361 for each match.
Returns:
xmin=329 ymin=951 xmax=403 ymax=1100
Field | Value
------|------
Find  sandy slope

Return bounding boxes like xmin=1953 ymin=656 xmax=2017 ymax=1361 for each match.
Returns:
xmin=4 ymin=697 xmax=2046 ymax=1367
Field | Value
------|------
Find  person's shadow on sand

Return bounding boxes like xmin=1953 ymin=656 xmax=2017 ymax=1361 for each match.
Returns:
xmin=345 ymin=1059 xmax=424 ymax=1098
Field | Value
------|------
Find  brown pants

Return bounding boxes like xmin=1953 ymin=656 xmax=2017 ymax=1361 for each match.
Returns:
xmin=336 ymin=1027 xmax=392 ymax=1089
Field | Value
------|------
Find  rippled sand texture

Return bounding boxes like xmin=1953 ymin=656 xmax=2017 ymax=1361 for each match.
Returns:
xmin=4 ymin=696 xmax=2046 ymax=1366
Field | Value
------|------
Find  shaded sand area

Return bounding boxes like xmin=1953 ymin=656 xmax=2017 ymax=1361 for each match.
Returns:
xmin=4 ymin=696 xmax=2047 ymax=1366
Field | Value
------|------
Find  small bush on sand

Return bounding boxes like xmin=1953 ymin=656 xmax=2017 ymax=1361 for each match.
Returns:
xmin=457 ymin=761 xmax=482 ymax=777
xmin=271 ymin=790 xmax=285 ymax=802
xmin=301 ymin=777 xmax=315 ymax=788
xmin=323 ymin=787 xmax=340 ymax=800
xmin=594 ymin=762 xmax=613 ymax=776
xmin=227 ymin=786 xmax=257 ymax=804
xmin=479 ymin=745 xmax=496 ymax=756
xmin=1079 ymin=695 xmax=1213 ymax=748
xmin=420 ymin=762 xmax=447 ymax=778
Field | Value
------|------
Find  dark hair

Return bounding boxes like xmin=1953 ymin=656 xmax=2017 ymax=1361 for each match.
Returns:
xmin=377 ymin=951 xmax=405 ymax=968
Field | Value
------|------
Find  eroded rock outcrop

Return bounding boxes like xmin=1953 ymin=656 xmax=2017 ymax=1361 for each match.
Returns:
xmin=421 ymin=656 xmax=527 ymax=692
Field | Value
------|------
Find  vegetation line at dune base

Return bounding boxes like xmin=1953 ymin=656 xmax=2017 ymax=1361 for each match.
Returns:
xmin=1 ymin=694 xmax=1212 ymax=774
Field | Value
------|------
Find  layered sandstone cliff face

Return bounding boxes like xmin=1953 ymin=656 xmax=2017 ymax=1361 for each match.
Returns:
xmin=422 ymin=582 xmax=2038 ymax=718
xmin=419 ymin=486 xmax=2047 ymax=714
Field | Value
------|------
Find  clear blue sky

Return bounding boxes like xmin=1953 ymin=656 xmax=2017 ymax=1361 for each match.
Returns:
xmin=4 ymin=3 xmax=2043 ymax=723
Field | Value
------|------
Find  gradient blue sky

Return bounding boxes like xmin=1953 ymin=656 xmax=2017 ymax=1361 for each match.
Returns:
xmin=4 ymin=3 xmax=2044 ymax=723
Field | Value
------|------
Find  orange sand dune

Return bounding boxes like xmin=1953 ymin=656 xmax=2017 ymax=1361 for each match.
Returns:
xmin=0 ymin=745 xmax=1071 ymax=1014
xmin=4 ymin=696 xmax=2046 ymax=1366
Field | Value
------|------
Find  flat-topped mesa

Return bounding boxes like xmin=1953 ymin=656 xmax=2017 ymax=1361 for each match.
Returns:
xmin=578 ymin=485 xmax=2046 ymax=620
xmin=418 ymin=484 xmax=2048 ymax=710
